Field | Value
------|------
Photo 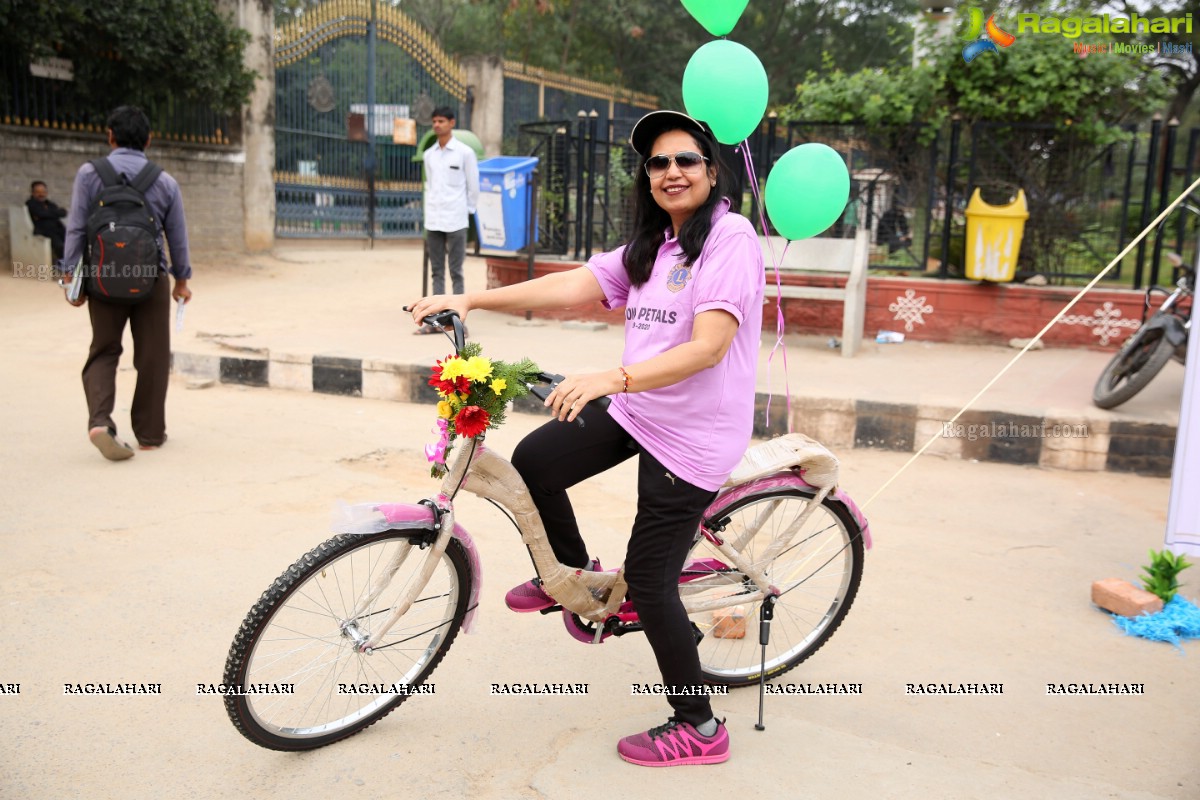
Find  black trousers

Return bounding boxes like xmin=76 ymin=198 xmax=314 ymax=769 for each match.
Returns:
xmin=511 ymin=405 xmax=718 ymax=726
xmin=82 ymin=274 xmax=171 ymax=446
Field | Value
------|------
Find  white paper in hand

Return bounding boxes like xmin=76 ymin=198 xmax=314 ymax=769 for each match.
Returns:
xmin=175 ymin=299 xmax=186 ymax=332
xmin=65 ymin=268 xmax=84 ymax=303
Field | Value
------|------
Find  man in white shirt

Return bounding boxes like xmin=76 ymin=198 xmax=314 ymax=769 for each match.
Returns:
xmin=421 ymin=106 xmax=479 ymax=303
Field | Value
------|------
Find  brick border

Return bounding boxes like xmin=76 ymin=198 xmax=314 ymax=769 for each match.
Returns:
xmin=485 ymin=257 xmax=1152 ymax=350
xmin=172 ymin=350 xmax=1176 ymax=475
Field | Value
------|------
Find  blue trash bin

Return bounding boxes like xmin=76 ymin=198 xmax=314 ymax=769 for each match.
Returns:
xmin=475 ymin=156 xmax=538 ymax=251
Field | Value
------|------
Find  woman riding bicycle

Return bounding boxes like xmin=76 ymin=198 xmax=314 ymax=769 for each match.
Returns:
xmin=409 ymin=110 xmax=764 ymax=767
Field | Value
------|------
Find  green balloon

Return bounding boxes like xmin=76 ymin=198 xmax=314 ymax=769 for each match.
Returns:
xmin=682 ymin=40 xmax=768 ymax=145
xmin=764 ymin=144 xmax=851 ymax=240
xmin=412 ymin=129 xmax=485 ymax=162
xmin=681 ymin=0 xmax=749 ymax=36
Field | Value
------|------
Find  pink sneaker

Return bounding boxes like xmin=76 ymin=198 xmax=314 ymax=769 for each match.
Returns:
xmin=504 ymin=559 xmax=600 ymax=613
xmin=617 ymin=718 xmax=729 ymax=767
xmin=504 ymin=578 xmax=555 ymax=612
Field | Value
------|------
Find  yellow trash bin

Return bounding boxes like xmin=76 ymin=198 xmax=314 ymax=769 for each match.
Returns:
xmin=964 ymin=188 xmax=1028 ymax=282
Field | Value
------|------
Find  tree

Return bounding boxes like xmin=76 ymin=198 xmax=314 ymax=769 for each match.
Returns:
xmin=399 ymin=0 xmax=920 ymax=108
xmin=1128 ymin=0 xmax=1199 ymax=125
xmin=783 ymin=1 xmax=1173 ymax=144
xmin=779 ymin=2 xmax=1179 ymax=278
xmin=0 ymin=0 xmax=255 ymax=114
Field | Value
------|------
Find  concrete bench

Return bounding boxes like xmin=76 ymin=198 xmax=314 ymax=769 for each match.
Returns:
xmin=8 ymin=205 xmax=53 ymax=275
xmin=761 ymin=226 xmax=869 ymax=357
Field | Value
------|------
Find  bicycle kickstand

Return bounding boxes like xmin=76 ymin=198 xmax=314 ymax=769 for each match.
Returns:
xmin=755 ymin=594 xmax=777 ymax=732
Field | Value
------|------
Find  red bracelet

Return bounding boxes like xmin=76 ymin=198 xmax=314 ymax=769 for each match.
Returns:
xmin=619 ymin=366 xmax=632 ymax=393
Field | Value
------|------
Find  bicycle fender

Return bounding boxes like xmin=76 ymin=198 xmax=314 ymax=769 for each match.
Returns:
xmin=1141 ymin=314 xmax=1188 ymax=347
xmin=708 ymin=474 xmax=873 ymax=550
xmin=332 ymin=501 xmax=483 ymax=634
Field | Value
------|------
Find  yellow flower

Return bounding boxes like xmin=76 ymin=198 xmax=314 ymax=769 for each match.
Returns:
xmin=438 ymin=357 xmax=468 ymax=382
xmin=461 ymin=356 xmax=494 ymax=383
xmin=436 ymin=400 xmax=453 ymax=419
xmin=490 ymin=378 xmax=507 ymax=395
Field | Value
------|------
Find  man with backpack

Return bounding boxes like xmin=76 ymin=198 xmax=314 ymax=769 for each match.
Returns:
xmin=59 ymin=106 xmax=193 ymax=461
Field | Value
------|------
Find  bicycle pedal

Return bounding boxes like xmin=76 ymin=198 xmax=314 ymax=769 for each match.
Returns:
xmin=561 ymin=609 xmax=614 ymax=644
xmin=538 ymin=605 xmax=564 ymax=615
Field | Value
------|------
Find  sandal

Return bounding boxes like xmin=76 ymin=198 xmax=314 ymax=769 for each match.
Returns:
xmin=412 ymin=322 xmax=469 ymax=338
xmin=89 ymin=427 xmax=135 ymax=461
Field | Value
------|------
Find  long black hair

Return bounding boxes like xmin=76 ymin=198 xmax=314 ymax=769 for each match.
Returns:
xmin=621 ymin=126 xmax=738 ymax=286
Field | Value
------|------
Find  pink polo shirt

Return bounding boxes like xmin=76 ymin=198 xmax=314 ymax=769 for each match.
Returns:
xmin=586 ymin=198 xmax=764 ymax=491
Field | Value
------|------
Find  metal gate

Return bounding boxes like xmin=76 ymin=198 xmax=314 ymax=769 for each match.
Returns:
xmin=273 ymin=0 xmax=466 ymax=239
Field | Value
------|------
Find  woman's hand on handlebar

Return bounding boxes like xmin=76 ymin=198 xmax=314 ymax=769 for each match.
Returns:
xmin=546 ymin=369 xmax=622 ymax=423
xmin=409 ymin=294 xmax=470 ymax=329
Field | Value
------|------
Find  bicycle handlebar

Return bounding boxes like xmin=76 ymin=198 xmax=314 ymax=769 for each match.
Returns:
xmin=403 ymin=307 xmax=611 ymax=415
xmin=404 ymin=307 xmax=468 ymax=352
xmin=530 ymin=372 xmax=612 ymax=412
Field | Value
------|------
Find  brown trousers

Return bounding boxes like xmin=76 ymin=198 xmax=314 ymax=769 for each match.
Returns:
xmin=82 ymin=274 xmax=171 ymax=446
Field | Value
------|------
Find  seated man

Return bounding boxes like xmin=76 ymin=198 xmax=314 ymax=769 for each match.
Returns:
xmin=876 ymin=204 xmax=911 ymax=254
xmin=27 ymin=180 xmax=68 ymax=261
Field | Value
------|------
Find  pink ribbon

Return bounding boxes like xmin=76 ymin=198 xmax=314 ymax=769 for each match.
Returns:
xmin=740 ymin=142 xmax=792 ymax=432
xmin=425 ymin=418 xmax=449 ymax=465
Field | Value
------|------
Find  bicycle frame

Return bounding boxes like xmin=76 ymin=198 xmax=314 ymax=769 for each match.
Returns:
xmin=224 ymin=308 xmax=876 ymax=751
xmin=337 ymin=423 xmax=872 ymax=652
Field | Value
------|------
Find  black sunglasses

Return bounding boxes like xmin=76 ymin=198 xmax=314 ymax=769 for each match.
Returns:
xmin=644 ymin=151 xmax=709 ymax=178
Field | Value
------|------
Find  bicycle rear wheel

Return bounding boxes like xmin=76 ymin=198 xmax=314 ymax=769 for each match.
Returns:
xmin=223 ymin=531 xmax=471 ymax=750
xmin=684 ymin=484 xmax=864 ymax=687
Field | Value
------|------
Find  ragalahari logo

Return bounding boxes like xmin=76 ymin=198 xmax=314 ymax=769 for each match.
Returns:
xmin=962 ymin=7 xmax=1016 ymax=62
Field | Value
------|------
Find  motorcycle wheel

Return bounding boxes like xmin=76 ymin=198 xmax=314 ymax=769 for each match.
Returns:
xmin=1092 ymin=324 xmax=1176 ymax=409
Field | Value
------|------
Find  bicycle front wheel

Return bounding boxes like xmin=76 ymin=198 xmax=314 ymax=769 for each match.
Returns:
xmin=684 ymin=484 xmax=864 ymax=687
xmin=222 ymin=531 xmax=472 ymax=750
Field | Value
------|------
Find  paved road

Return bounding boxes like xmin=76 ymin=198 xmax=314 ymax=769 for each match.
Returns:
xmin=2 ymin=266 xmax=1196 ymax=798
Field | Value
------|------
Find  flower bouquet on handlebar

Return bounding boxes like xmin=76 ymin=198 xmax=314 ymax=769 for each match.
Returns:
xmin=425 ymin=342 xmax=541 ymax=478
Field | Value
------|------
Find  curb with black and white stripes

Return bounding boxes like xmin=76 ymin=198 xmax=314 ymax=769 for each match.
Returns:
xmin=172 ymin=351 xmax=1177 ymax=477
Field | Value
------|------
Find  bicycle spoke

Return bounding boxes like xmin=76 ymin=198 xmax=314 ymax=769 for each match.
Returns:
xmin=688 ymin=487 xmax=863 ymax=685
xmin=225 ymin=532 xmax=470 ymax=748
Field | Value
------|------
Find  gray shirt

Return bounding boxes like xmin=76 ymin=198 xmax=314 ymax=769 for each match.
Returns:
xmin=60 ymin=147 xmax=192 ymax=280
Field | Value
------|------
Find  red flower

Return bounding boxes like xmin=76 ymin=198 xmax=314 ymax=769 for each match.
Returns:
xmin=428 ymin=358 xmax=470 ymax=395
xmin=429 ymin=374 xmax=470 ymax=395
xmin=454 ymin=405 xmax=490 ymax=438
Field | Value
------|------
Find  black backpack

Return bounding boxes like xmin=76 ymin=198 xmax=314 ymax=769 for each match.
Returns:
xmin=84 ymin=158 xmax=164 ymax=303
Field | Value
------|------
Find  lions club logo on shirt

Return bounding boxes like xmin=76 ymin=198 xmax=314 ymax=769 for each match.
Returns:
xmin=666 ymin=263 xmax=692 ymax=293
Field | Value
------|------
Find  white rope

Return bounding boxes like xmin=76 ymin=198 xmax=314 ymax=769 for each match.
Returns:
xmin=861 ymin=174 xmax=1200 ymax=510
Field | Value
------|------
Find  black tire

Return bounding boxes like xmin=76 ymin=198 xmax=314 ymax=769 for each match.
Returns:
xmin=223 ymin=531 xmax=472 ymax=751
xmin=1092 ymin=324 xmax=1175 ymax=409
xmin=685 ymin=484 xmax=865 ymax=687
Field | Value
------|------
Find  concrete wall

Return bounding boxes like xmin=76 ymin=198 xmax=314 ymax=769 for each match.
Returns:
xmin=2 ymin=127 xmax=246 ymax=273
xmin=462 ymin=55 xmax=505 ymax=159
xmin=4 ymin=0 xmax=274 ymax=270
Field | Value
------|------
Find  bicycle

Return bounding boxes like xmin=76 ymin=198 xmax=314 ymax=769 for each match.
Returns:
xmin=221 ymin=311 xmax=872 ymax=751
xmin=1093 ymin=201 xmax=1196 ymax=409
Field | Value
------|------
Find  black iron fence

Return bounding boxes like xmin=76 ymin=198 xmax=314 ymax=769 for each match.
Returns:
xmin=517 ymin=114 xmax=755 ymax=262
xmin=517 ymin=112 xmax=1199 ymax=288
xmin=750 ymin=117 xmax=1200 ymax=289
xmin=517 ymin=115 xmax=640 ymax=260
xmin=1 ymin=52 xmax=234 ymax=146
